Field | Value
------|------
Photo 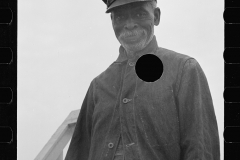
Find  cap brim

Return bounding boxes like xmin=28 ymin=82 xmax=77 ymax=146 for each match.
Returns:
xmin=106 ymin=0 xmax=153 ymax=13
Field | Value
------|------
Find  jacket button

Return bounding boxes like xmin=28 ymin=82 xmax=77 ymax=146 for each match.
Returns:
xmin=123 ymin=98 xmax=131 ymax=103
xmin=129 ymin=62 xmax=135 ymax=66
xmin=108 ymin=142 xmax=114 ymax=148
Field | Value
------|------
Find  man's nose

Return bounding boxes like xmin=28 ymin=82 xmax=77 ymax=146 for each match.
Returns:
xmin=124 ymin=19 xmax=138 ymax=30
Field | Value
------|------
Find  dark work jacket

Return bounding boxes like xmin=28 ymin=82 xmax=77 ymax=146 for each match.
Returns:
xmin=65 ymin=36 xmax=220 ymax=160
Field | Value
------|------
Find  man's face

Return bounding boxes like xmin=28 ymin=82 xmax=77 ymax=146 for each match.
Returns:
xmin=111 ymin=2 xmax=160 ymax=53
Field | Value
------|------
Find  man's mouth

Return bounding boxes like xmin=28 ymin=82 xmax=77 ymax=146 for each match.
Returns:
xmin=120 ymin=29 xmax=143 ymax=37
xmin=125 ymin=35 xmax=139 ymax=39
xmin=123 ymin=32 xmax=143 ymax=41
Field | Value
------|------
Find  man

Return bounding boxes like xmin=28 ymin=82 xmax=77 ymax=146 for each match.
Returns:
xmin=65 ymin=0 xmax=220 ymax=160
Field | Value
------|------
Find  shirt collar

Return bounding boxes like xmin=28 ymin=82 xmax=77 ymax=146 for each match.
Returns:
xmin=115 ymin=35 xmax=159 ymax=63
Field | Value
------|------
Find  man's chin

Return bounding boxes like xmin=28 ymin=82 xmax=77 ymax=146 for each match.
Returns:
xmin=121 ymin=38 xmax=146 ymax=47
xmin=119 ymin=35 xmax=149 ymax=53
xmin=122 ymin=43 xmax=145 ymax=53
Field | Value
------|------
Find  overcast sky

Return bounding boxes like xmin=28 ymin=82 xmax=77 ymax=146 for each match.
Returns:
xmin=18 ymin=0 xmax=224 ymax=159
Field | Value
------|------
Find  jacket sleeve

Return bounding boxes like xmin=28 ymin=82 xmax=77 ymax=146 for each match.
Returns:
xmin=65 ymin=80 xmax=95 ymax=160
xmin=175 ymin=58 xmax=220 ymax=160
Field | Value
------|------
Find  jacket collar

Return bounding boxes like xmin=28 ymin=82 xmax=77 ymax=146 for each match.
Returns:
xmin=115 ymin=35 xmax=159 ymax=63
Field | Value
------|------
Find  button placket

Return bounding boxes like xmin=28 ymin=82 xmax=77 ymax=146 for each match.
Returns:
xmin=117 ymin=60 xmax=137 ymax=158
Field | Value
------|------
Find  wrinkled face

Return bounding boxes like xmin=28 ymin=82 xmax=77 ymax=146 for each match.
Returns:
xmin=111 ymin=2 xmax=160 ymax=53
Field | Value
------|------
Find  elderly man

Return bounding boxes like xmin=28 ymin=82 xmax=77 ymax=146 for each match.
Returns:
xmin=65 ymin=0 xmax=220 ymax=160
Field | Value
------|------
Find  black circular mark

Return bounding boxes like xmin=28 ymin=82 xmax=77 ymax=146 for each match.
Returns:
xmin=135 ymin=54 xmax=163 ymax=82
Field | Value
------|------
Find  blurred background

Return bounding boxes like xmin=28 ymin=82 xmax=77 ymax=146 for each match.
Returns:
xmin=18 ymin=0 xmax=224 ymax=159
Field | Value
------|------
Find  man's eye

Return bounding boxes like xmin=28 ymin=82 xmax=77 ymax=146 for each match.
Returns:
xmin=115 ymin=15 xmax=125 ymax=20
xmin=136 ymin=12 xmax=147 ymax=17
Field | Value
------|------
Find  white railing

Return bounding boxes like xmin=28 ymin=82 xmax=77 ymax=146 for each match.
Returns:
xmin=34 ymin=109 xmax=80 ymax=160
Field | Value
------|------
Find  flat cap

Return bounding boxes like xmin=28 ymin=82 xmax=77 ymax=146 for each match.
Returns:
xmin=102 ymin=0 xmax=157 ymax=13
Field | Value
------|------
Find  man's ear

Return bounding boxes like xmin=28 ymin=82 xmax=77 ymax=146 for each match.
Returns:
xmin=154 ymin=7 xmax=160 ymax=26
